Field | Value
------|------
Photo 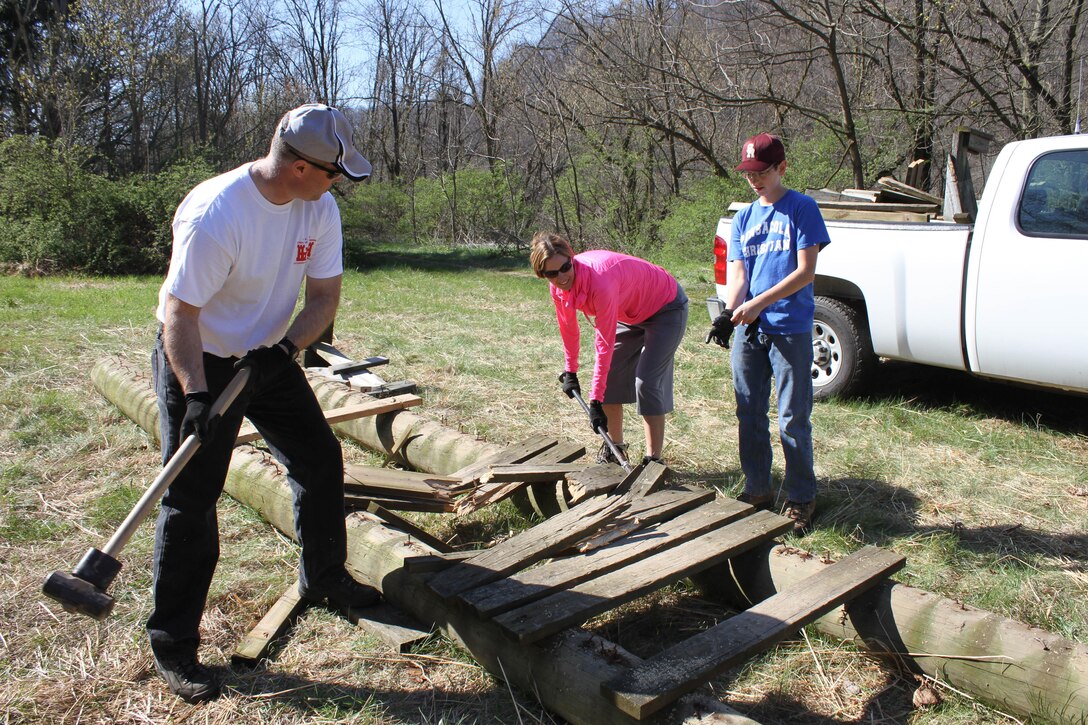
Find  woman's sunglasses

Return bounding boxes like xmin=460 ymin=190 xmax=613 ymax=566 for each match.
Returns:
xmin=542 ymin=259 xmax=572 ymax=278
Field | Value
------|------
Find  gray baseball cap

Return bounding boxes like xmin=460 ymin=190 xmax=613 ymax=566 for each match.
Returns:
xmin=279 ymin=103 xmax=372 ymax=181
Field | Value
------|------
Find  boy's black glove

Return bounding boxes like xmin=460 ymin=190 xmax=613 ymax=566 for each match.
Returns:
xmin=234 ymin=339 xmax=295 ymax=389
xmin=180 ymin=391 xmax=218 ymax=444
xmin=558 ymin=371 xmax=581 ymax=399
xmin=588 ymin=400 xmax=608 ymax=433
xmin=744 ymin=316 xmax=762 ymax=345
xmin=705 ymin=311 xmax=735 ymax=348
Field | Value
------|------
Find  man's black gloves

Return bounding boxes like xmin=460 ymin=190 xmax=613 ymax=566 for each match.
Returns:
xmin=705 ymin=311 xmax=735 ymax=348
xmin=180 ymin=391 xmax=218 ymax=444
xmin=588 ymin=400 xmax=608 ymax=433
xmin=558 ymin=371 xmax=581 ymax=399
xmin=234 ymin=337 xmax=297 ymax=389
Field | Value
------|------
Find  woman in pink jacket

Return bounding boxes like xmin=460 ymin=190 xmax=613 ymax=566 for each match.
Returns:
xmin=530 ymin=232 xmax=688 ymax=465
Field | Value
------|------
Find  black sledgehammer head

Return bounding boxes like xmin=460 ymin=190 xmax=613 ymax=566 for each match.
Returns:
xmin=41 ymin=547 xmax=121 ymax=620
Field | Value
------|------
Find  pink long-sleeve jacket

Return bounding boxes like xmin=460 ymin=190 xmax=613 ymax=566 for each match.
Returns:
xmin=550 ymin=250 xmax=678 ymax=401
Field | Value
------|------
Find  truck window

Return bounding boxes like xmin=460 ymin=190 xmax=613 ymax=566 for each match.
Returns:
xmin=1017 ymin=149 xmax=1088 ymax=238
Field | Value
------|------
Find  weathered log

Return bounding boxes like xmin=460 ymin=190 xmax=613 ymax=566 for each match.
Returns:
xmin=92 ymin=356 xmax=1088 ymax=722
xmin=701 ymin=546 xmax=1088 ymax=722
xmin=304 ymin=370 xmax=503 ymax=476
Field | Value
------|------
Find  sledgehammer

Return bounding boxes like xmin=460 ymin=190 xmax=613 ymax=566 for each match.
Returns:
xmin=42 ymin=368 xmax=250 ymax=620
xmin=570 ymin=389 xmax=632 ymax=474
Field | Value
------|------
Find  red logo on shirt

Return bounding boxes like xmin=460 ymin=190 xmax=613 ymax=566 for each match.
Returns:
xmin=295 ymin=239 xmax=315 ymax=263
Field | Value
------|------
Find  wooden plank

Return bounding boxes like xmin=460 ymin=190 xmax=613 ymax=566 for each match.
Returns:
xmin=877 ymin=176 xmax=943 ymax=205
xmin=348 ymin=601 xmax=433 ymax=653
xmin=566 ymin=463 xmax=628 ymax=504
xmin=231 ymin=578 xmax=306 ymax=667
xmin=493 ymin=510 xmax=794 ymax=643
xmin=345 ymin=465 xmax=456 ymax=499
xmin=426 ymin=495 xmax=627 ymax=600
xmin=402 ymin=549 xmax=480 ymax=573
xmin=462 ymin=440 xmax=587 ymax=516
xmin=819 ymin=208 xmax=932 ymax=223
xmin=603 ymin=546 xmax=906 ymax=719
xmin=815 ymin=199 xmax=938 ymax=213
xmin=571 ymin=487 xmax=719 ymax=553
xmin=462 ymin=496 xmax=748 ymax=617
xmin=478 ymin=463 xmax=585 ymax=484
xmin=616 ymin=460 xmax=668 ymax=498
xmin=365 ymin=502 xmax=452 ymax=553
xmin=449 ymin=434 xmax=559 ymax=481
xmin=236 ymin=395 xmax=422 ymax=444
xmin=344 ymin=493 xmax=454 ymax=513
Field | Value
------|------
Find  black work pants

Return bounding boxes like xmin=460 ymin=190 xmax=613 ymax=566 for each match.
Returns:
xmin=147 ymin=330 xmax=345 ymax=661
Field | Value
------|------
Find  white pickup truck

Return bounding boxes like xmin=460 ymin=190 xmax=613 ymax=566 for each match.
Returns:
xmin=707 ymin=133 xmax=1088 ymax=399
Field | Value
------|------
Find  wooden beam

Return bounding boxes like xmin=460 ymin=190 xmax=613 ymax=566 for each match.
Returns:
xmin=604 ymin=546 xmax=906 ymax=719
xmin=478 ymin=463 xmax=586 ymax=484
xmin=815 ymin=200 xmax=938 ymax=214
xmin=457 ymin=441 xmax=587 ymax=516
xmin=231 ymin=578 xmax=306 ymax=667
xmin=450 ymin=434 xmax=559 ymax=481
xmin=494 ymin=511 xmax=794 ymax=644
xmin=344 ymin=493 xmax=454 ymax=513
xmin=818 ymin=208 xmax=932 ymax=223
xmin=566 ymin=463 xmax=628 ymax=504
xmin=462 ymin=496 xmax=747 ymax=618
xmin=344 ymin=465 xmax=457 ymax=499
xmin=427 ymin=495 xmax=627 ymax=600
xmin=236 ymin=395 xmax=422 ymax=444
xmin=616 ymin=460 xmax=668 ymax=499
xmin=348 ymin=601 xmax=433 ymax=653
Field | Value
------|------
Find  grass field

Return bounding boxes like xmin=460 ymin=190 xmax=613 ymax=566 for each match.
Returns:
xmin=1 ymin=243 xmax=1086 ymax=724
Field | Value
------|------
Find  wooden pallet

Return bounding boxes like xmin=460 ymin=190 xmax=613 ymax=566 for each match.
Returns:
xmin=419 ymin=439 xmax=907 ymax=719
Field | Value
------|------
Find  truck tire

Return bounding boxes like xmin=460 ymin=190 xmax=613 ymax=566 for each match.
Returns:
xmin=811 ymin=297 xmax=875 ymax=400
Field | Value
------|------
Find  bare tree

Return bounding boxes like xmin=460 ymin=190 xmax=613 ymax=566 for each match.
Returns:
xmin=282 ymin=0 xmax=345 ymax=104
xmin=360 ymin=0 xmax=434 ymax=180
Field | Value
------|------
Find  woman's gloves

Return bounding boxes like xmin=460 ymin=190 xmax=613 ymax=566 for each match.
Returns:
xmin=558 ymin=371 xmax=580 ymax=398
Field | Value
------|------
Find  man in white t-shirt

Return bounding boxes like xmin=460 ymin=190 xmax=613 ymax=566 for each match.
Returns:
xmin=149 ymin=104 xmax=373 ymax=703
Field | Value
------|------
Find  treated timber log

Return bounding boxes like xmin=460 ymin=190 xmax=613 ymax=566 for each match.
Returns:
xmin=92 ymin=357 xmax=1088 ymax=721
xmin=304 ymin=369 xmax=505 ymax=476
xmin=90 ymin=358 xmax=756 ymax=724
xmin=704 ymin=545 xmax=1088 ymax=722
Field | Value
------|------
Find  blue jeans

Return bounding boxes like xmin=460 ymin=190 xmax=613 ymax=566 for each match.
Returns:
xmin=731 ymin=326 xmax=816 ymax=504
xmin=148 ymin=330 xmax=346 ymax=661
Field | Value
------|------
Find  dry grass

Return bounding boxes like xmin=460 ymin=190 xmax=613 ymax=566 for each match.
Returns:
xmin=2 ymin=248 xmax=1086 ymax=723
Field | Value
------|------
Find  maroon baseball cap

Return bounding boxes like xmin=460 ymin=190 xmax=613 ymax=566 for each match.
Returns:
xmin=736 ymin=133 xmax=786 ymax=172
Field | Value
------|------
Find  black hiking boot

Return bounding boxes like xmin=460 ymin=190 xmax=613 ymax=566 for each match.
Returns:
xmin=154 ymin=655 xmax=220 ymax=704
xmin=299 ymin=569 xmax=381 ymax=610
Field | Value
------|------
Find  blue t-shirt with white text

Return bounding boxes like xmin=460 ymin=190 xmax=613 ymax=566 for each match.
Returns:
xmin=728 ymin=189 xmax=829 ymax=334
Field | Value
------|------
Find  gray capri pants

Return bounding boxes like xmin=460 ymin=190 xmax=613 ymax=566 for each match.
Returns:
xmin=602 ymin=285 xmax=689 ymax=415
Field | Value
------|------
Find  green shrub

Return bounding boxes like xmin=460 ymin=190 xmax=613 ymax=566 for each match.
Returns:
xmin=0 ymin=136 xmax=216 ymax=274
xmin=409 ymin=167 xmax=531 ymax=247
xmin=125 ymin=157 xmax=217 ymax=272
xmin=657 ymin=176 xmax=748 ymax=263
xmin=339 ymin=181 xmax=411 ymax=242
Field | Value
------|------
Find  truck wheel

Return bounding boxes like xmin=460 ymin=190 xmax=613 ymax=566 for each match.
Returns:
xmin=811 ymin=297 xmax=875 ymax=400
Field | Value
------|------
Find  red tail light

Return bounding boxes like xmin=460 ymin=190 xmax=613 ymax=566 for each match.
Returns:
xmin=713 ymin=234 xmax=728 ymax=285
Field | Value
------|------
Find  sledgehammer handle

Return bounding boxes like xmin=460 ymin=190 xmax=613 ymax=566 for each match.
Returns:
xmin=571 ymin=390 xmax=632 ymax=473
xmin=100 ymin=368 xmax=250 ymax=558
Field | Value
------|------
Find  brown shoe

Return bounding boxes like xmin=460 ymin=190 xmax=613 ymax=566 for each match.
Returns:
xmin=784 ymin=499 xmax=816 ymax=533
xmin=737 ymin=491 xmax=773 ymax=512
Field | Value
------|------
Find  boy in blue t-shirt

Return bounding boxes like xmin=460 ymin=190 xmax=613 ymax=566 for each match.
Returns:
xmin=706 ymin=133 xmax=830 ymax=533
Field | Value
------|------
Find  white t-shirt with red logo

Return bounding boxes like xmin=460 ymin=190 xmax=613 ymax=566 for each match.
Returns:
xmin=156 ymin=163 xmax=343 ymax=358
